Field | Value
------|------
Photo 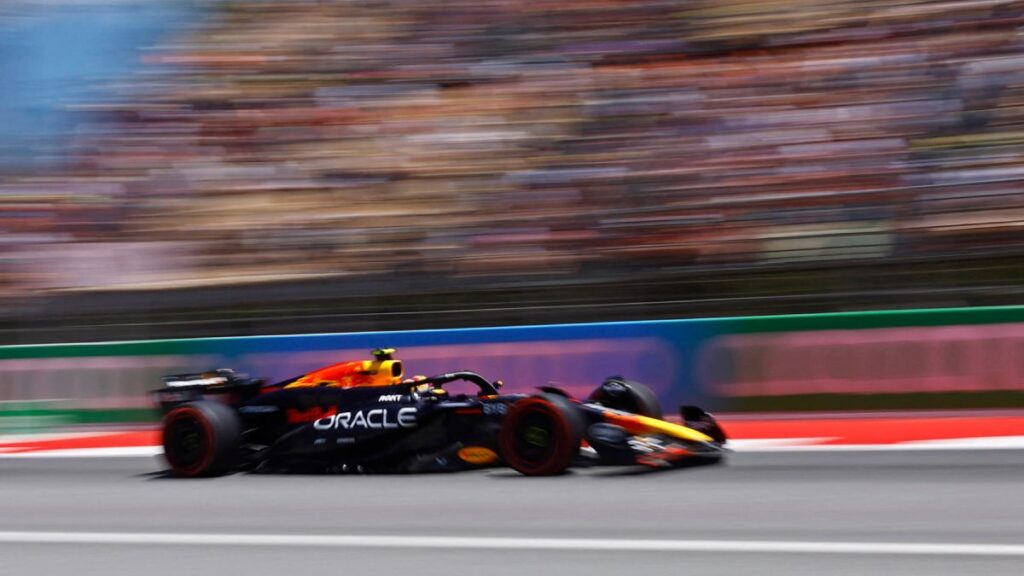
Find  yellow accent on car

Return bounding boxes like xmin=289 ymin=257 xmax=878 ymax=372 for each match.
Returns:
xmin=604 ymin=412 xmax=715 ymax=444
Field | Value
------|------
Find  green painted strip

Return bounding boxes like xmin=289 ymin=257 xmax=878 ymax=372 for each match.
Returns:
xmin=1 ymin=305 xmax=1024 ymax=359
xmin=0 ymin=340 xmax=191 ymax=360
xmin=0 ymin=408 xmax=159 ymax=426
xmin=734 ymin=306 xmax=1024 ymax=334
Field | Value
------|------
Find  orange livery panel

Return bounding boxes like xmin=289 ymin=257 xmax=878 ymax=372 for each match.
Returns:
xmin=285 ymin=359 xmax=404 ymax=388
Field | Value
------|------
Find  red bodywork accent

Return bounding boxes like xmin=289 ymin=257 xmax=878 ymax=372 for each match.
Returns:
xmin=286 ymin=406 xmax=337 ymax=424
xmin=637 ymin=445 xmax=693 ymax=467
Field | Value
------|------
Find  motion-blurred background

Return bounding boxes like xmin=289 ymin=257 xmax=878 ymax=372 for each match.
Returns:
xmin=3 ymin=0 xmax=1024 ymax=429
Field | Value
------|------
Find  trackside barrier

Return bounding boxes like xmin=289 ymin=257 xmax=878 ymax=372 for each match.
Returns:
xmin=2 ymin=305 xmax=1024 ymax=427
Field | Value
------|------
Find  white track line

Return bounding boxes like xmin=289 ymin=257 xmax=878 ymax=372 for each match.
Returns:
xmin=727 ymin=438 xmax=836 ymax=450
xmin=0 ymin=446 xmax=162 ymax=458
xmin=0 ymin=532 xmax=1020 ymax=556
xmin=14 ymin=441 xmax=1024 ymax=457
xmin=901 ymin=435 xmax=1024 ymax=449
xmin=5 ymin=436 xmax=1024 ymax=458
xmin=731 ymin=437 xmax=1024 ymax=452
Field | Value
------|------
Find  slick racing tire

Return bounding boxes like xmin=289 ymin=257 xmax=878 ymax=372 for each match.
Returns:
xmin=162 ymin=401 xmax=242 ymax=477
xmin=587 ymin=377 xmax=663 ymax=419
xmin=500 ymin=393 xmax=584 ymax=476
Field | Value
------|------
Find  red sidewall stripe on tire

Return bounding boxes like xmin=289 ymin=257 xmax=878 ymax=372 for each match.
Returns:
xmin=500 ymin=398 xmax=575 ymax=475
xmin=162 ymin=408 xmax=215 ymax=476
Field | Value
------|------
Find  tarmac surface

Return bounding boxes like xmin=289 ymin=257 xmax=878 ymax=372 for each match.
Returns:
xmin=1 ymin=450 xmax=1022 ymax=575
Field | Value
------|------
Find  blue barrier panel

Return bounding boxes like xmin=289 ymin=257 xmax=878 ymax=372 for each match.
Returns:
xmin=5 ymin=305 xmax=1024 ymax=420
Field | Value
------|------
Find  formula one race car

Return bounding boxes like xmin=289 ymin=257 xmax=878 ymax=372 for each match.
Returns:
xmin=154 ymin=349 xmax=727 ymax=477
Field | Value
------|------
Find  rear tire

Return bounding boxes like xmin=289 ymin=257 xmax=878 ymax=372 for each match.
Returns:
xmin=500 ymin=393 xmax=583 ymax=476
xmin=162 ymin=401 xmax=241 ymax=477
xmin=587 ymin=377 xmax=662 ymax=419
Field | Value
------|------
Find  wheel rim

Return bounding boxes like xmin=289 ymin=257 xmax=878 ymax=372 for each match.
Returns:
xmin=513 ymin=410 xmax=557 ymax=466
xmin=164 ymin=412 xmax=210 ymax=473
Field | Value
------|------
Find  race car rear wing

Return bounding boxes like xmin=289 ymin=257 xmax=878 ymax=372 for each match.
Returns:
xmin=153 ymin=369 xmax=264 ymax=411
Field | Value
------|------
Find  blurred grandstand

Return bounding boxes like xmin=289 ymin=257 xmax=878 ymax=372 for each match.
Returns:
xmin=3 ymin=0 xmax=1024 ymax=343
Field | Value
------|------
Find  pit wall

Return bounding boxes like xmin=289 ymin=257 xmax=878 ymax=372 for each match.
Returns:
xmin=3 ymin=306 xmax=1024 ymax=429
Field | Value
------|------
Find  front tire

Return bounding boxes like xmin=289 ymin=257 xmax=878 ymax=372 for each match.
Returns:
xmin=587 ymin=377 xmax=663 ymax=419
xmin=162 ymin=401 xmax=241 ymax=477
xmin=500 ymin=393 xmax=584 ymax=476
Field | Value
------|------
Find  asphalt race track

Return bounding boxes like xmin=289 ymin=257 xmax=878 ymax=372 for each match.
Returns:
xmin=1 ymin=450 xmax=1022 ymax=575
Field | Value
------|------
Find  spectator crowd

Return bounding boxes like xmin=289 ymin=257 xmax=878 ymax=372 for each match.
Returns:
xmin=2 ymin=0 xmax=1024 ymax=296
